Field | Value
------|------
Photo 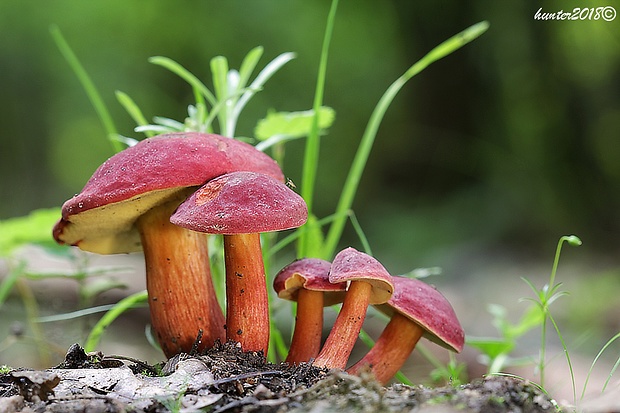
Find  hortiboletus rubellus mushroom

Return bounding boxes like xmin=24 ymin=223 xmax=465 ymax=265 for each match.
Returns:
xmin=170 ymin=171 xmax=308 ymax=354
xmin=347 ymin=275 xmax=464 ymax=384
xmin=313 ymin=247 xmax=394 ymax=369
xmin=273 ymin=258 xmax=346 ymax=364
xmin=53 ymin=132 xmax=284 ymax=357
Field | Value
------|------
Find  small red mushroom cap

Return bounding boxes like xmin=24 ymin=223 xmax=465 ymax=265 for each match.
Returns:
xmin=274 ymin=258 xmax=346 ymax=306
xmin=53 ymin=133 xmax=284 ymax=254
xmin=377 ymin=275 xmax=464 ymax=352
xmin=329 ymin=247 xmax=394 ymax=305
xmin=170 ymin=171 xmax=308 ymax=234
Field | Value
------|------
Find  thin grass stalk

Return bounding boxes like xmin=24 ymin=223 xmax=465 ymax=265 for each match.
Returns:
xmin=50 ymin=25 xmax=122 ymax=153
xmin=581 ymin=331 xmax=620 ymax=399
xmin=323 ymin=21 xmax=489 ymax=259
xmin=298 ymin=0 xmax=339 ymax=258
xmin=84 ymin=290 xmax=149 ymax=352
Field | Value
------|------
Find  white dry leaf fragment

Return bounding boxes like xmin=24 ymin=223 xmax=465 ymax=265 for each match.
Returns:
xmin=50 ymin=358 xmax=222 ymax=411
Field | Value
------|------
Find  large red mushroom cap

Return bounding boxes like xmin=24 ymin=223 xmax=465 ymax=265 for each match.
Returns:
xmin=53 ymin=132 xmax=283 ymax=254
xmin=51 ymin=132 xmax=284 ymax=357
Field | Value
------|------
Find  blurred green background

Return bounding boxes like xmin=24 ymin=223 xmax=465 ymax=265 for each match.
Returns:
xmin=1 ymin=0 xmax=619 ymax=394
xmin=2 ymin=1 xmax=619 ymax=265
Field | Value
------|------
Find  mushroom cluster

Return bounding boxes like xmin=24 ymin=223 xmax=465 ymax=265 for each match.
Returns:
xmin=53 ymin=131 xmax=464 ymax=385
xmin=53 ymin=132 xmax=307 ymax=357
xmin=274 ymin=247 xmax=465 ymax=384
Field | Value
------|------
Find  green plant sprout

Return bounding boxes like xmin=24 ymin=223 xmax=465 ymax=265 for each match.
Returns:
xmin=468 ymin=234 xmax=582 ymax=404
xmin=522 ymin=234 xmax=582 ymax=391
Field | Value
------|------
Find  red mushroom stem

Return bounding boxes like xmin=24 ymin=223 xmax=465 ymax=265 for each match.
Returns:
xmin=346 ymin=312 xmax=424 ymax=384
xmin=137 ymin=199 xmax=226 ymax=357
xmin=223 ymin=232 xmax=270 ymax=354
xmin=285 ymin=288 xmax=324 ymax=363
xmin=312 ymin=281 xmax=373 ymax=369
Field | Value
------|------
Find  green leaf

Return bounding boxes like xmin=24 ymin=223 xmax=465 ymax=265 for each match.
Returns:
xmin=115 ymin=91 xmax=155 ymax=138
xmin=0 ymin=209 xmax=62 ymax=256
xmin=466 ymin=337 xmax=514 ymax=359
xmin=254 ymin=107 xmax=335 ymax=141
xmin=237 ymin=46 xmax=265 ymax=92
xmin=149 ymin=56 xmax=217 ymax=106
xmin=505 ymin=304 xmax=544 ymax=338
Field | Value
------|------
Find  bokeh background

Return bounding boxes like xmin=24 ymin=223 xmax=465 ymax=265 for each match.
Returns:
xmin=1 ymin=0 xmax=619 ymax=402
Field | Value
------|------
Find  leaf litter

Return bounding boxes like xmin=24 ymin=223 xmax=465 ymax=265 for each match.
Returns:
xmin=0 ymin=342 xmax=563 ymax=412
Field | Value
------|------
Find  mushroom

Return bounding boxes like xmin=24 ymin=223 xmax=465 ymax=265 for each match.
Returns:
xmin=273 ymin=258 xmax=346 ymax=364
xmin=53 ymin=132 xmax=284 ymax=357
xmin=312 ymin=247 xmax=394 ymax=369
xmin=347 ymin=275 xmax=464 ymax=384
xmin=170 ymin=171 xmax=308 ymax=354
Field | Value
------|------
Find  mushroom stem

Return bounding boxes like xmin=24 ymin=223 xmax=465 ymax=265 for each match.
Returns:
xmin=347 ymin=312 xmax=424 ymax=384
xmin=137 ymin=200 xmax=226 ymax=357
xmin=223 ymin=232 xmax=270 ymax=354
xmin=286 ymin=288 xmax=324 ymax=364
xmin=313 ymin=281 xmax=373 ymax=369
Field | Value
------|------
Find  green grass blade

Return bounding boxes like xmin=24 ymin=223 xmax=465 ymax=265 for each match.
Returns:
xmin=549 ymin=313 xmax=576 ymax=404
xmin=0 ymin=261 xmax=24 ymax=308
xmin=115 ymin=91 xmax=156 ymax=138
xmin=348 ymin=211 xmax=372 ymax=255
xmin=210 ymin=56 xmax=230 ymax=136
xmin=581 ymin=331 xmax=620 ymax=399
xmin=149 ymin=56 xmax=217 ymax=107
xmin=298 ymin=0 xmax=339 ymax=258
xmin=232 ymin=52 xmax=296 ymax=137
xmin=237 ymin=46 xmax=264 ymax=92
xmin=603 ymin=356 xmax=620 ymax=393
xmin=50 ymin=25 xmax=122 ymax=153
xmin=36 ymin=304 xmax=126 ymax=322
xmin=322 ymin=21 xmax=489 ymax=258
xmin=84 ymin=290 xmax=149 ymax=352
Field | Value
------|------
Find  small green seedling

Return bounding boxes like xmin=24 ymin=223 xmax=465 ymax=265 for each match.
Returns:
xmin=468 ymin=235 xmax=582 ymax=402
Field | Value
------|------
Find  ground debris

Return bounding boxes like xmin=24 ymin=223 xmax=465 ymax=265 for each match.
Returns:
xmin=0 ymin=343 xmax=562 ymax=412
xmin=288 ymin=370 xmax=560 ymax=413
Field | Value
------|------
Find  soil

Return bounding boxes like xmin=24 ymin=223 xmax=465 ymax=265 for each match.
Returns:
xmin=0 ymin=342 xmax=568 ymax=413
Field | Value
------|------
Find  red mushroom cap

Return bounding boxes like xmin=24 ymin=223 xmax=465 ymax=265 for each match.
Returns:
xmin=53 ymin=133 xmax=283 ymax=254
xmin=170 ymin=171 xmax=308 ymax=234
xmin=329 ymin=247 xmax=394 ymax=305
xmin=377 ymin=275 xmax=464 ymax=352
xmin=274 ymin=258 xmax=346 ymax=306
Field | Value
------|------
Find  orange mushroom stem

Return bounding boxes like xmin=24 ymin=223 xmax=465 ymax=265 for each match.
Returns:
xmin=346 ymin=275 xmax=465 ymax=384
xmin=223 ymin=232 xmax=270 ymax=353
xmin=346 ymin=312 xmax=424 ymax=384
xmin=312 ymin=248 xmax=393 ymax=370
xmin=137 ymin=198 xmax=225 ymax=356
xmin=273 ymin=258 xmax=345 ymax=364
xmin=171 ymin=171 xmax=308 ymax=355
